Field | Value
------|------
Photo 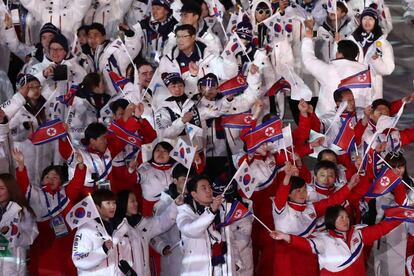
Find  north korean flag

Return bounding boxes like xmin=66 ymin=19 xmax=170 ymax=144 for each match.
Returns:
xmin=338 ymin=69 xmax=372 ymax=89
xmin=216 ymin=200 xmax=252 ymax=228
xmin=383 ymin=205 xmax=414 ymax=223
xmin=107 ymin=69 xmax=129 ymax=93
xmin=243 ymin=116 xmax=283 ymax=153
xmin=29 ymin=119 xmax=67 ymax=145
xmin=333 ymin=116 xmax=356 ymax=152
xmin=218 ymin=75 xmax=248 ymax=96
xmin=366 ymin=166 xmax=401 ymax=197
xmin=266 ymin=77 xmax=291 ymax=97
xmin=221 ymin=112 xmax=254 ymax=129
xmin=56 ymin=84 xmax=78 ymax=107
xmin=108 ymin=122 xmax=143 ymax=148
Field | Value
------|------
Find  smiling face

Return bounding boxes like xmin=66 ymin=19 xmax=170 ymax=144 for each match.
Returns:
xmin=335 ymin=210 xmax=350 ymax=232
xmin=42 ymin=169 xmax=61 ymax=190
xmin=191 ymin=179 xmax=213 ymax=206
xmin=49 ymin=42 xmax=67 ymax=64
xmin=289 ymin=185 xmax=307 ymax=204
xmin=361 ymin=16 xmax=376 ymax=33
xmin=168 ymin=82 xmax=185 ymax=97
xmin=138 ymin=65 xmax=154 ymax=88
xmin=255 ymin=8 xmax=271 ymax=23
xmin=316 ymin=168 xmax=336 ymax=188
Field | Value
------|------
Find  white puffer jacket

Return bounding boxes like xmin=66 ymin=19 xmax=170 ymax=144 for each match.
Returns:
xmin=0 ymin=201 xmax=39 ymax=276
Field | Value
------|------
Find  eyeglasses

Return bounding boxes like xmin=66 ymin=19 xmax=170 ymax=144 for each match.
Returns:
xmin=176 ymin=34 xmax=193 ymax=40
xmin=256 ymin=9 xmax=271 ymax=15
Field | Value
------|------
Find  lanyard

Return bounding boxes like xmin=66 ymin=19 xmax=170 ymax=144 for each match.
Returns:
xmin=88 ymin=152 xmax=112 ymax=185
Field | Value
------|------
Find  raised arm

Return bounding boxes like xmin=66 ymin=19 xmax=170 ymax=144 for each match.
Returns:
xmin=12 ymin=148 xmax=30 ymax=194
xmin=313 ymin=174 xmax=359 ymax=217
xmin=273 ymin=163 xmax=299 ymax=212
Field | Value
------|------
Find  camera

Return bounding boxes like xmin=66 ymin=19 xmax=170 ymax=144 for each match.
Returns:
xmin=52 ymin=64 xmax=68 ymax=81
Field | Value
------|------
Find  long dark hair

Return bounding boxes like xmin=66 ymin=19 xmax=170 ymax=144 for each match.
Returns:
xmin=0 ymin=173 xmax=35 ymax=216
xmin=385 ymin=152 xmax=413 ymax=187
xmin=325 ymin=205 xmax=347 ymax=230
xmin=77 ymin=72 xmax=102 ymax=96
xmin=113 ymin=190 xmax=131 ymax=226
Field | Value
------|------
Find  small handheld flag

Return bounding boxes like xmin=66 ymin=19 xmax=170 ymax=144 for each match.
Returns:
xmin=216 ymin=200 xmax=252 ymax=228
xmin=327 ymin=0 xmax=337 ymax=14
xmin=186 ymin=123 xmax=203 ymax=142
xmin=338 ymin=69 xmax=372 ymax=90
xmin=65 ymin=195 xmax=100 ymax=230
xmin=29 ymin=119 xmax=67 ymax=145
xmin=266 ymin=78 xmax=291 ymax=97
xmin=106 ymin=69 xmax=130 ymax=94
xmin=218 ymin=75 xmax=248 ymax=96
xmin=108 ymin=122 xmax=143 ymax=148
xmin=221 ymin=112 xmax=254 ymax=129
xmin=366 ymin=166 xmax=401 ymax=197
xmin=242 ymin=117 xmax=283 ymax=153
xmin=234 ymin=160 xmax=258 ymax=198
xmin=170 ymin=138 xmax=196 ymax=169
xmin=333 ymin=115 xmax=356 ymax=152
xmin=56 ymin=84 xmax=78 ymax=107
xmin=383 ymin=205 xmax=414 ymax=223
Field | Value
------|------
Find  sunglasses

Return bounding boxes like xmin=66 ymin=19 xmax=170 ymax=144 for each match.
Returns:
xmin=256 ymin=9 xmax=271 ymax=15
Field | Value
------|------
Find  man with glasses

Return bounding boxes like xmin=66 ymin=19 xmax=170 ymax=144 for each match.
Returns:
xmin=159 ymin=24 xmax=238 ymax=96
xmin=28 ymin=33 xmax=87 ymax=121
xmin=179 ymin=2 xmax=222 ymax=54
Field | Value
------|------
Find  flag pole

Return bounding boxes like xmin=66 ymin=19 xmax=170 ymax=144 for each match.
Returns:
xmin=34 ymin=88 xmax=60 ymax=118
xmin=384 ymin=102 xmax=406 ymax=138
xmin=357 ymin=132 xmax=378 ymax=175
xmin=65 ymin=133 xmax=76 ymax=153
xmin=89 ymin=193 xmax=112 ymax=240
xmin=181 ymin=145 xmax=198 ymax=195
xmin=233 ymin=31 xmax=252 ymax=63
xmin=376 ymin=154 xmax=414 ymax=193
xmin=141 ymin=67 xmax=159 ymax=103
xmin=252 ymin=213 xmax=272 ymax=232
xmin=118 ymin=36 xmax=138 ymax=73
xmin=221 ymin=160 xmax=247 ymax=196
xmin=324 ymin=102 xmax=348 ymax=136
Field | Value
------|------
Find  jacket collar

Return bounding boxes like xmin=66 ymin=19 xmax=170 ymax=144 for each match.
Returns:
xmin=313 ymin=180 xmax=335 ymax=196
xmin=287 ymin=201 xmax=307 ymax=212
